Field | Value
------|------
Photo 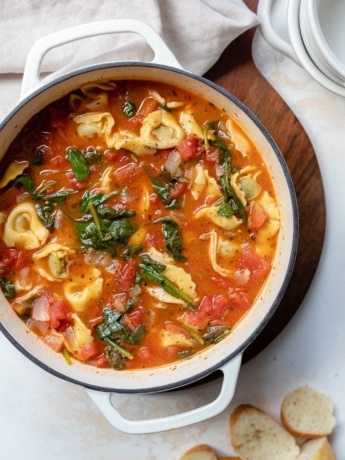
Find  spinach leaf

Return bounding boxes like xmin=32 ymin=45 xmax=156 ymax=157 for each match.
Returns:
xmin=0 ymin=277 xmax=15 ymax=299
xmin=97 ymin=207 xmax=135 ymax=220
xmin=32 ymin=149 xmax=45 ymax=166
xmin=122 ymin=101 xmax=136 ymax=117
xmin=35 ymin=203 xmax=55 ymax=232
xmin=202 ymin=325 xmax=229 ymax=344
xmin=13 ymin=174 xmax=35 ymax=193
xmin=140 ymin=253 xmax=166 ymax=273
xmin=80 ymin=190 xmax=122 ymax=213
xmin=122 ymin=244 xmax=143 ymax=260
xmin=96 ymin=307 xmax=144 ymax=361
xmin=139 ymin=263 xmax=197 ymax=307
xmin=76 ymin=194 xmax=137 ymax=255
xmin=83 ymin=147 xmax=102 ymax=164
xmin=44 ymin=188 xmax=76 ymax=203
xmin=217 ymin=202 xmax=233 ymax=218
xmin=76 ymin=222 xmax=117 ymax=256
xmin=105 ymin=345 xmax=126 ymax=369
xmin=206 ymin=122 xmax=248 ymax=227
xmin=107 ymin=220 xmax=138 ymax=243
xmin=154 ymin=217 xmax=186 ymax=261
xmin=32 ymin=181 xmax=56 ymax=200
xmin=142 ymin=164 xmax=180 ymax=209
xmin=66 ymin=147 xmax=90 ymax=181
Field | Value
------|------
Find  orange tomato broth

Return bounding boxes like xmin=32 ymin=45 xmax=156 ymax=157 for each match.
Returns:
xmin=0 ymin=80 xmax=279 ymax=370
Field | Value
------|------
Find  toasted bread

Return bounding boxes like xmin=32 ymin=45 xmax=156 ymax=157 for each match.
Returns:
xmin=179 ymin=444 xmax=218 ymax=460
xmin=230 ymin=404 xmax=300 ymax=460
xmin=281 ymin=386 xmax=336 ymax=438
xmin=296 ymin=437 xmax=337 ymax=460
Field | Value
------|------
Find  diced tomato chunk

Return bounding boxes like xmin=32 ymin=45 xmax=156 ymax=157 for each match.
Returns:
xmin=14 ymin=251 xmax=30 ymax=271
xmin=127 ymin=115 xmax=144 ymax=131
xmin=170 ymin=181 xmax=187 ymax=199
xmin=114 ymin=162 xmax=141 ymax=186
xmin=149 ymin=193 xmax=160 ymax=206
xmin=104 ymin=150 xmax=131 ymax=165
xmin=127 ymin=309 xmax=142 ymax=328
xmin=115 ymin=259 xmax=137 ymax=291
xmin=66 ymin=171 xmax=88 ymax=190
xmin=145 ymin=231 xmax=165 ymax=251
xmin=183 ymin=295 xmax=230 ymax=330
xmin=229 ymin=291 xmax=252 ymax=310
xmin=48 ymin=299 xmax=71 ymax=329
xmin=164 ymin=321 xmax=190 ymax=338
xmin=137 ymin=346 xmax=154 ymax=360
xmin=79 ymin=342 xmax=100 ymax=362
xmin=137 ymin=97 xmax=159 ymax=118
xmin=248 ymin=202 xmax=269 ymax=232
xmin=43 ymin=333 xmax=65 ymax=352
xmin=204 ymin=145 xmax=219 ymax=162
xmin=238 ymin=245 xmax=270 ymax=283
xmin=96 ymin=355 xmax=109 ymax=368
xmin=176 ymin=134 xmax=204 ymax=162
xmin=50 ymin=155 xmax=69 ymax=169
xmin=0 ymin=249 xmax=18 ymax=274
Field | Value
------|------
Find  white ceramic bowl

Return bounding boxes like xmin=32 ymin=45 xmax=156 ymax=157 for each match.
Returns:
xmin=258 ymin=0 xmax=345 ymax=96
xmin=0 ymin=20 xmax=298 ymax=434
xmin=300 ymin=0 xmax=345 ymax=85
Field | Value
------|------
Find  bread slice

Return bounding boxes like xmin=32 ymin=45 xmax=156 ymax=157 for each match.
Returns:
xmin=218 ymin=457 xmax=241 ymax=459
xmin=179 ymin=445 xmax=218 ymax=460
xmin=296 ymin=437 xmax=337 ymax=460
xmin=230 ymin=404 xmax=300 ymax=460
xmin=281 ymin=386 xmax=336 ymax=438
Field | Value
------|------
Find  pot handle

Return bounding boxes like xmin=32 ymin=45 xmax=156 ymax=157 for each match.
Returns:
xmin=257 ymin=0 xmax=300 ymax=65
xmin=85 ymin=354 xmax=242 ymax=434
xmin=21 ymin=19 xmax=182 ymax=98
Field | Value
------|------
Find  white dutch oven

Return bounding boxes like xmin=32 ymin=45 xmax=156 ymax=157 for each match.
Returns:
xmin=0 ymin=20 xmax=298 ymax=434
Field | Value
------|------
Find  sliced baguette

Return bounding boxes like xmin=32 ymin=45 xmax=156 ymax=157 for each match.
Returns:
xmin=296 ymin=437 xmax=337 ymax=460
xmin=230 ymin=404 xmax=300 ymax=460
xmin=218 ymin=457 xmax=241 ymax=459
xmin=179 ymin=444 xmax=218 ymax=460
xmin=281 ymin=386 xmax=336 ymax=438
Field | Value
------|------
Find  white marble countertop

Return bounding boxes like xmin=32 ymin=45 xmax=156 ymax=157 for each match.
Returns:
xmin=0 ymin=25 xmax=344 ymax=459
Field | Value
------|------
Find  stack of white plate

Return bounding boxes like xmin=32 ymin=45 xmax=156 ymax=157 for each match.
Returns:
xmin=258 ymin=0 xmax=345 ymax=97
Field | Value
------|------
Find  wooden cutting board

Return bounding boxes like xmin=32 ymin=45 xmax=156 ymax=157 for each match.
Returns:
xmin=204 ymin=0 xmax=326 ymax=363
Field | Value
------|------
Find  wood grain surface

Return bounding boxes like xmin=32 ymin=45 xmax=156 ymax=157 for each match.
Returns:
xmin=204 ymin=0 xmax=326 ymax=363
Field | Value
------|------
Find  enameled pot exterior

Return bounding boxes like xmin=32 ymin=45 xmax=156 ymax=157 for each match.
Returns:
xmin=0 ymin=20 xmax=298 ymax=433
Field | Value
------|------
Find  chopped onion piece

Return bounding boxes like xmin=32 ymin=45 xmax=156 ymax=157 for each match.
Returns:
xmin=54 ymin=209 xmax=64 ymax=230
xmin=215 ymin=164 xmax=224 ymax=177
xmin=16 ymin=192 xmax=30 ymax=204
xmin=165 ymin=150 xmax=181 ymax=176
xmin=32 ymin=296 xmax=50 ymax=322
xmin=84 ymin=250 xmax=111 ymax=267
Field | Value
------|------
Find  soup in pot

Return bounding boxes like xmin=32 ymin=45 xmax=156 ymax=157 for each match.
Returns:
xmin=0 ymin=80 xmax=280 ymax=370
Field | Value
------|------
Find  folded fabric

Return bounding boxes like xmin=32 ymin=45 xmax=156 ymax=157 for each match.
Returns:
xmin=0 ymin=0 xmax=258 ymax=76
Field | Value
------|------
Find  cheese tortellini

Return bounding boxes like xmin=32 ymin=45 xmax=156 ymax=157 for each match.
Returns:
xmin=63 ymin=268 xmax=103 ymax=312
xmin=230 ymin=166 xmax=261 ymax=206
xmin=0 ymin=160 xmax=29 ymax=189
xmin=194 ymin=204 xmax=243 ymax=231
xmin=3 ymin=203 xmax=49 ymax=250
xmin=140 ymin=110 xmax=186 ymax=149
xmin=33 ymin=242 xmax=75 ymax=281
xmin=145 ymin=249 xmax=198 ymax=306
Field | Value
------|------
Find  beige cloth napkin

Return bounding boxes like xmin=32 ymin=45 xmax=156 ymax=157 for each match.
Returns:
xmin=0 ymin=0 xmax=258 ymax=76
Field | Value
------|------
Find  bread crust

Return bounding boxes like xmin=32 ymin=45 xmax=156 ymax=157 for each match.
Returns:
xmin=179 ymin=444 xmax=218 ymax=460
xmin=296 ymin=437 xmax=337 ymax=460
